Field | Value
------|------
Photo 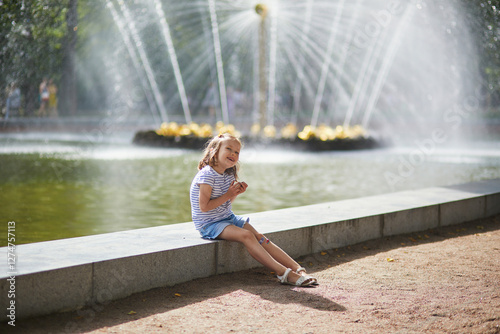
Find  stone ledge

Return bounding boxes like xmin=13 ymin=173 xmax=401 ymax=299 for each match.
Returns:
xmin=1 ymin=178 xmax=499 ymax=320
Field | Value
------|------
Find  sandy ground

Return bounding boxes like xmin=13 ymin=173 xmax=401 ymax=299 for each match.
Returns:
xmin=5 ymin=215 xmax=500 ymax=334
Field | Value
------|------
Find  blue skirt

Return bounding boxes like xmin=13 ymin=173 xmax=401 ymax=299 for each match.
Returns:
xmin=199 ymin=214 xmax=249 ymax=239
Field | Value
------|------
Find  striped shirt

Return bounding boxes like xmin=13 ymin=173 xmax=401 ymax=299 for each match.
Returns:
xmin=190 ymin=165 xmax=235 ymax=230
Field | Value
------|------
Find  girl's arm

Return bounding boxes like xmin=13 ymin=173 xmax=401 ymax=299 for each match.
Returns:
xmin=198 ymin=181 xmax=247 ymax=212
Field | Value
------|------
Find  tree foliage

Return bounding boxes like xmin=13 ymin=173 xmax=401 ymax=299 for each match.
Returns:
xmin=0 ymin=0 xmax=68 ymax=114
xmin=461 ymin=0 xmax=500 ymax=109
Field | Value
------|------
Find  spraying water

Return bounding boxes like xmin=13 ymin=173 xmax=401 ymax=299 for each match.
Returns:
xmin=310 ymin=0 xmax=345 ymax=128
xmin=115 ymin=0 xmax=169 ymax=123
xmin=361 ymin=4 xmax=416 ymax=129
xmin=154 ymin=0 xmax=192 ymax=124
xmin=267 ymin=5 xmax=278 ymax=126
xmin=342 ymin=20 xmax=390 ymax=129
xmin=325 ymin=0 xmax=361 ymax=125
xmin=208 ymin=0 xmax=229 ymax=124
xmin=105 ymin=0 xmax=160 ymax=124
xmin=98 ymin=0 xmax=480 ymax=142
xmin=291 ymin=0 xmax=314 ymax=125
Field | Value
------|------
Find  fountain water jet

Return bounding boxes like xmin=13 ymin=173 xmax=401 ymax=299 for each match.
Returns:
xmin=96 ymin=0 xmax=480 ymax=149
xmin=208 ymin=0 xmax=230 ymax=124
xmin=115 ymin=0 xmax=169 ymax=122
xmin=256 ymin=3 xmax=269 ymax=130
xmin=324 ymin=0 xmax=361 ymax=125
xmin=361 ymin=4 xmax=415 ymax=129
xmin=310 ymin=0 xmax=345 ymax=128
xmin=342 ymin=18 xmax=387 ymax=130
xmin=154 ymin=0 xmax=192 ymax=124
xmin=105 ymin=0 xmax=160 ymax=124
xmin=267 ymin=5 xmax=278 ymax=127
xmin=291 ymin=0 xmax=314 ymax=126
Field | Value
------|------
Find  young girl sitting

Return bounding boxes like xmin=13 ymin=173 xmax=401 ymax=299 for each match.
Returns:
xmin=189 ymin=133 xmax=317 ymax=286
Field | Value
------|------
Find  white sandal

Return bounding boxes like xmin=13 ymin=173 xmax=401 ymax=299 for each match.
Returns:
xmin=277 ymin=268 xmax=315 ymax=287
xmin=296 ymin=266 xmax=319 ymax=285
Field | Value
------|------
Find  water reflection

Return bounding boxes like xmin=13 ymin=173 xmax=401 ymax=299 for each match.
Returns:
xmin=1 ymin=135 xmax=499 ymax=246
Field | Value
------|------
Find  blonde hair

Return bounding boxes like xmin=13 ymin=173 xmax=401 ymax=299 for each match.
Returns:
xmin=198 ymin=133 xmax=242 ymax=179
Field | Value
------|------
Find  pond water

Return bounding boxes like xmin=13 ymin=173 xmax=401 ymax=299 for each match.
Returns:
xmin=1 ymin=132 xmax=500 ymax=246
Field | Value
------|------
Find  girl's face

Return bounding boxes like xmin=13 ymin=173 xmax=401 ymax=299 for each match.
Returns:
xmin=215 ymin=138 xmax=241 ymax=171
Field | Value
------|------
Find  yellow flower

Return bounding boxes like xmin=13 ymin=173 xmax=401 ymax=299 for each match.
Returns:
xmin=298 ymin=125 xmax=315 ymax=140
xmin=280 ymin=123 xmax=298 ymax=138
xmin=251 ymin=123 xmax=261 ymax=135
xmin=263 ymin=125 xmax=276 ymax=138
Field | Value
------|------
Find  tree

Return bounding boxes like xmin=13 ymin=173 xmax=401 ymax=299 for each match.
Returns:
xmin=0 ymin=0 xmax=68 ymax=115
xmin=461 ymin=0 xmax=500 ymax=109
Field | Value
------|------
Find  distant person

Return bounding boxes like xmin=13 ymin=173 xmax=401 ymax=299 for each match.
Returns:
xmin=47 ymin=79 xmax=58 ymax=117
xmin=38 ymin=78 xmax=49 ymax=117
xmin=5 ymin=82 xmax=21 ymax=119
xmin=189 ymin=133 xmax=318 ymax=286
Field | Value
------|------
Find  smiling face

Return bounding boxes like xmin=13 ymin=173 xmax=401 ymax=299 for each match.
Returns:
xmin=214 ymin=138 xmax=241 ymax=173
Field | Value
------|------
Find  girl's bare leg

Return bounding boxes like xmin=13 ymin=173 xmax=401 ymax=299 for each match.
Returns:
xmin=218 ymin=225 xmax=304 ymax=283
xmin=243 ymin=223 xmax=302 ymax=272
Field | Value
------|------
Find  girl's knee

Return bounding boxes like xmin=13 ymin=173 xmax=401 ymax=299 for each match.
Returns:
xmin=240 ymin=224 xmax=268 ymax=244
xmin=240 ymin=229 xmax=256 ymax=243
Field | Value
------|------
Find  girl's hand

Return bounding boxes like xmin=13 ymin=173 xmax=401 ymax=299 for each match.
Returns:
xmin=228 ymin=181 xmax=248 ymax=199
xmin=237 ymin=181 xmax=248 ymax=194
